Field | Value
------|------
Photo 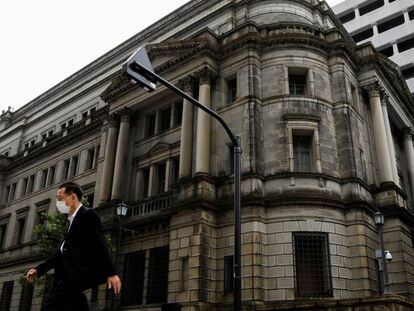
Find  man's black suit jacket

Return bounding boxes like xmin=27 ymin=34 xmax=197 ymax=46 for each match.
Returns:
xmin=36 ymin=206 xmax=116 ymax=291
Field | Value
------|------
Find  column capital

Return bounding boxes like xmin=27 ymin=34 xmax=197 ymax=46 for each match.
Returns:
xmin=404 ymin=127 xmax=414 ymax=139
xmin=118 ymin=108 xmax=132 ymax=123
xmin=107 ymin=113 xmax=120 ymax=127
xmin=365 ymin=82 xmax=383 ymax=98
xmin=196 ymin=66 xmax=216 ymax=85
xmin=178 ymin=75 xmax=196 ymax=92
xmin=380 ymin=89 xmax=389 ymax=106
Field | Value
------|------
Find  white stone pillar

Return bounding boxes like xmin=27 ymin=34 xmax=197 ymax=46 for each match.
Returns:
xmin=195 ymin=68 xmax=213 ymax=175
xmin=148 ymin=164 xmax=156 ymax=197
xmin=308 ymin=69 xmax=315 ymax=96
xmin=111 ymin=109 xmax=131 ymax=201
xmin=404 ymin=129 xmax=414 ymax=197
xmin=372 ymin=24 xmax=378 ymax=35
xmin=392 ymin=42 xmax=399 ymax=55
xmin=284 ymin=66 xmax=289 ymax=95
xmin=354 ymin=7 xmax=360 ymax=18
xmin=165 ymin=159 xmax=171 ymax=193
xmin=178 ymin=77 xmax=195 ymax=179
xmin=368 ymin=85 xmax=394 ymax=184
xmin=99 ymin=114 xmax=119 ymax=203
xmin=403 ymin=10 xmax=409 ymax=23
xmin=381 ymin=97 xmax=399 ymax=185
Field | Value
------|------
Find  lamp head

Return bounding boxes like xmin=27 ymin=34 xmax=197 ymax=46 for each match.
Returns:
xmin=373 ymin=211 xmax=384 ymax=226
xmin=385 ymin=250 xmax=392 ymax=262
xmin=123 ymin=46 xmax=156 ymax=92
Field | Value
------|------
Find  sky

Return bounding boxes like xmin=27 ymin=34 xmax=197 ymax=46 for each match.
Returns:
xmin=0 ymin=0 xmax=344 ymax=113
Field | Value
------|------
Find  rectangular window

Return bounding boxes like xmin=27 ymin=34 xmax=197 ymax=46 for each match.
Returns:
xmin=409 ymin=10 xmax=414 ymax=21
xmin=156 ymin=163 xmax=167 ymax=194
xmin=227 ymin=77 xmax=237 ymax=103
xmin=82 ymin=111 xmax=89 ymax=119
xmin=15 ymin=217 xmax=26 ymax=246
xmin=70 ymin=156 xmax=79 ymax=177
xmin=147 ymin=113 xmax=156 ymax=137
xmin=27 ymin=174 xmax=35 ymax=194
xmin=294 ymin=232 xmax=332 ymax=298
xmin=121 ymin=251 xmax=146 ymax=306
xmin=19 ymin=283 xmax=34 ymax=311
xmin=171 ymin=157 xmax=180 ymax=185
xmin=0 ymin=281 xmax=14 ymax=310
xmin=10 ymin=183 xmax=16 ymax=201
xmin=224 ymin=256 xmax=234 ymax=293
xmin=62 ymin=159 xmax=70 ymax=180
xmin=339 ymin=10 xmax=355 ymax=24
xmin=48 ymin=166 xmax=56 ymax=186
xmin=142 ymin=168 xmax=150 ymax=198
xmin=378 ymin=46 xmax=394 ymax=57
xmin=33 ymin=211 xmax=46 ymax=240
xmin=289 ymin=68 xmax=307 ymax=95
xmin=180 ymin=257 xmax=189 ymax=291
xmin=0 ymin=224 xmax=7 ymax=250
xmin=21 ymin=178 xmax=28 ymax=197
xmin=402 ymin=65 xmax=414 ymax=80
xmin=86 ymin=148 xmax=95 ymax=170
xmin=397 ymin=37 xmax=414 ymax=53
xmin=174 ymin=102 xmax=183 ymax=126
xmin=293 ymin=136 xmax=312 ymax=172
xmin=40 ymin=169 xmax=48 ymax=189
xmin=4 ymin=186 xmax=10 ymax=203
xmin=68 ymin=119 xmax=74 ymax=127
xmin=359 ymin=0 xmax=384 ymax=16
xmin=352 ymin=28 xmax=374 ymax=43
xmin=378 ymin=15 xmax=405 ymax=34
xmin=160 ymin=107 xmax=172 ymax=132
xmin=147 ymin=246 xmax=169 ymax=304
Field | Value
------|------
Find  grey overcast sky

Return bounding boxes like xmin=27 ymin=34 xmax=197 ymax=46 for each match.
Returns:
xmin=0 ymin=0 xmax=344 ymax=112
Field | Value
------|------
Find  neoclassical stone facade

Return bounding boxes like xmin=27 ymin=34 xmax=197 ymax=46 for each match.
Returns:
xmin=0 ymin=0 xmax=414 ymax=310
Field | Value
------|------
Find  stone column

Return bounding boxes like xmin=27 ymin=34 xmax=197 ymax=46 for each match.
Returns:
xmin=403 ymin=128 xmax=414 ymax=197
xmin=195 ymin=68 xmax=213 ymax=175
xmin=148 ymin=164 xmax=156 ymax=197
xmin=111 ymin=109 xmax=131 ymax=201
xmin=368 ymin=84 xmax=393 ymax=184
xmin=99 ymin=114 xmax=119 ymax=203
xmin=165 ymin=159 xmax=171 ymax=193
xmin=178 ymin=77 xmax=195 ymax=179
xmin=381 ymin=94 xmax=399 ymax=185
xmin=372 ymin=24 xmax=378 ymax=35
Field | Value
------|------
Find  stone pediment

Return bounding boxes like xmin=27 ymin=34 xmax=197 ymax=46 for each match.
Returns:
xmin=147 ymin=142 xmax=171 ymax=156
xmin=102 ymin=36 xmax=218 ymax=103
xmin=147 ymin=38 xmax=212 ymax=68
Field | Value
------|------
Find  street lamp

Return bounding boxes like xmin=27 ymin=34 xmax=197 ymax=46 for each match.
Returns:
xmin=111 ymin=202 xmax=129 ymax=310
xmin=123 ymin=46 xmax=242 ymax=311
xmin=373 ymin=211 xmax=390 ymax=294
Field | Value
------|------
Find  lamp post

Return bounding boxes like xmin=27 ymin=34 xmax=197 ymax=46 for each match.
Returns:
xmin=123 ymin=46 xmax=242 ymax=311
xmin=373 ymin=211 xmax=390 ymax=294
xmin=111 ymin=201 xmax=129 ymax=311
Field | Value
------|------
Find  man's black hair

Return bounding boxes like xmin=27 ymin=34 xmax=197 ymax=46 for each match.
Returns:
xmin=59 ymin=182 xmax=83 ymax=201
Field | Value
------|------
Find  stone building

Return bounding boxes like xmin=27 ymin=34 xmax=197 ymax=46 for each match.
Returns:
xmin=1 ymin=0 xmax=414 ymax=310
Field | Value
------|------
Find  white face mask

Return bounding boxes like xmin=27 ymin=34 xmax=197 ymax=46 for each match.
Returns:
xmin=56 ymin=200 xmax=70 ymax=214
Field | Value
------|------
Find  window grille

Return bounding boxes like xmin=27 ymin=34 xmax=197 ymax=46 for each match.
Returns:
xmin=293 ymin=232 xmax=332 ymax=298
xmin=147 ymin=246 xmax=169 ymax=304
xmin=293 ymin=136 xmax=312 ymax=172
xmin=122 ymin=251 xmax=146 ymax=306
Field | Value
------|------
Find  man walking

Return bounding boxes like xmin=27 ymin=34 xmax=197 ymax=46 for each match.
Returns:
xmin=26 ymin=182 xmax=121 ymax=310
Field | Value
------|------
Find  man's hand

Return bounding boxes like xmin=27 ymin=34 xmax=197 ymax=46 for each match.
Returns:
xmin=26 ymin=268 xmax=38 ymax=284
xmin=107 ymin=275 xmax=121 ymax=295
